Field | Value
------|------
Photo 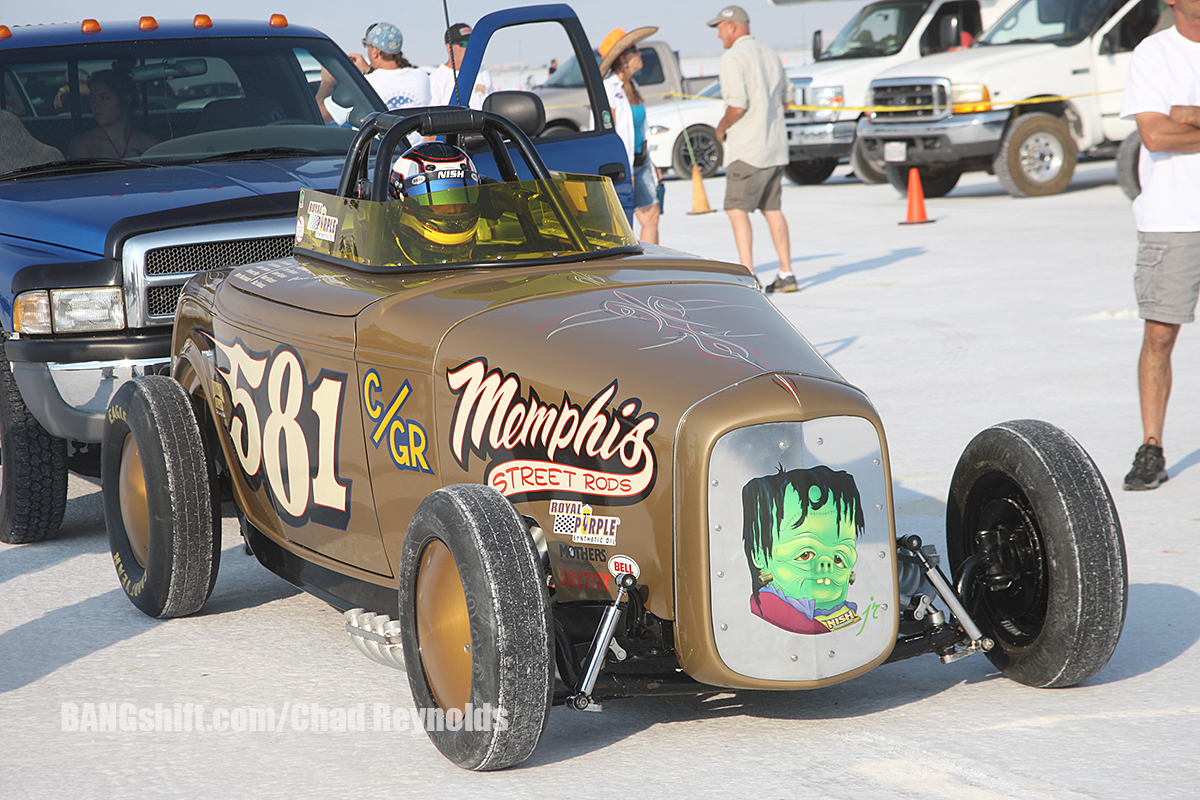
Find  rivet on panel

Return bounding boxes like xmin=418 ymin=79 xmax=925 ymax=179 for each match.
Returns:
xmin=881 ymin=604 xmax=888 ymax=611
xmin=778 ymin=441 xmax=788 ymax=451
xmin=873 ymin=458 xmax=880 ymax=466
xmin=827 ymin=651 xmax=836 ymax=658
xmin=816 ymin=437 xmax=824 ymax=445
xmin=715 ymin=524 xmax=722 ymax=532
xmin=876 ymin=503 xmax=883 ymax=511
xmin=720 ymin=623 xmax=728 ymax=631
xmin=711 ymin=479 xmax=719 ymax=486
xmin=790 ymin=654 xmax=798 ymax=662
xmin=878 ymin=551 xmax=886 ymax=558
xmin=717 ymin=571 xmax=724 ymax=578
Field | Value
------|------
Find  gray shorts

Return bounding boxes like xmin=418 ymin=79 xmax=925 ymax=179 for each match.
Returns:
xmin=1134 ymin=231 xmax=1200 ymax=324
xmin=723 ymin=161 xmax=784 ymax=213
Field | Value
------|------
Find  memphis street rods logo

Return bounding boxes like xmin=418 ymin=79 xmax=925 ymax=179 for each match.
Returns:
xmin=446 ymin=358 xmax=657 ymax=503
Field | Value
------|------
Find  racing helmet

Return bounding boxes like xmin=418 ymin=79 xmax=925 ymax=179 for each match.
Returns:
xmin=389 ymin=142 xmax=481 ymax=264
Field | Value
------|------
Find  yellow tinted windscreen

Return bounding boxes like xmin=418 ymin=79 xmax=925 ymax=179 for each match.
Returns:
xmin=295 ymin=175 xmax=638 ymax=268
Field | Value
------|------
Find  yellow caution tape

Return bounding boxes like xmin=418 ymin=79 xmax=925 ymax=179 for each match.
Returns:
xmin=660 ymin=88 xmax=1123 ymax=114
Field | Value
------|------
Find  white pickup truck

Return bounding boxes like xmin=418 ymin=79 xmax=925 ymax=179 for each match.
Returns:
xmin=855 ymin=0 xmax=1171 ymax=196
xmin=781 ymin=0 xmax=1016 ymax=185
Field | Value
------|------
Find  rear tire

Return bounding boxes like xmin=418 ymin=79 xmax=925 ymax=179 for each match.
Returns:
xmin=784 ymin=158 xmax=838 ymax=185
xmin=0 ymin=335 xmax=67 ymax=544
xmin=398 ymin=484 xmax=553 ymax=771
xmin=946 ymin=420 xmax=1127 ymax=688
xmin=102 ymin=376 xmax=220 ymax=618
xmin=672 ymin=124 xmax=722 ymax=178
xmin=994 ymin=113 xmax=1077 ymax=197
xmin=1116 ymin=130 xmax=1141 ymax=201
xmin=884 ymin=164 xmax=961 ymax=198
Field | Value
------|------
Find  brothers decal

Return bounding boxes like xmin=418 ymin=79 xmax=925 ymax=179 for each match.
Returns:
xmin=446 ymin=358 xmax=657 ymax=504
xmin=212 ymin=335 xmax=352 ymax=529
xmin=362 ymin=370 xmax=434 ymax=474
xmin=742 ymin=465 xmax=864 ymax=635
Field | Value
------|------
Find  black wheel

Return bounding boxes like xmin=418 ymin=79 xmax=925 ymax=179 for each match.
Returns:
xmin=885 ymin=163 xmax=962 ymax=198
xmin=994 ymin=113 xmax=1077 ymax=197
xmin=102 ymin=375 xmax=220 ymax=618
xmin=672 ymin=124 xmax=723 ymax=178
xmin=538 ymin=123 xmax=576 ymax=139
xmin=0 ymin=334 xmax=67 ymax=544
xmin=946 ymin=419 xmax=1127 ymax=688
xmin=398 ymin=484 xmax=553 ymax=771
xmin=849 ymin=136 xmax=887 ymax=184
xmin=1116 ymin=130 xmax=1141 ymax=201
xmin=784 ymin=158 xmax=838 ymax=185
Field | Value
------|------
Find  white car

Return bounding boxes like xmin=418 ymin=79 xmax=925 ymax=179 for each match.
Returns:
xmin=647 ymin=71 xmax=810 ymax=180
xmin=646 ymin=79 xmax=724 ymax=179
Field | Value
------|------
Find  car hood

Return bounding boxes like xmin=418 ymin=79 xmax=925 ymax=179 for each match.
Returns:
xmin=872 ymin=43 xmax=1055 ymax=84
xmin=0 ymin=157 xmax=344 ymax=257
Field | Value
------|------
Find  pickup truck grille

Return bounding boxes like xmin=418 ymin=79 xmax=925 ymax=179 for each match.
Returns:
xmin=870 ymin=78 xmax=951 ymax=122
xmin=122 ymin=220 xmax=296 ymax=328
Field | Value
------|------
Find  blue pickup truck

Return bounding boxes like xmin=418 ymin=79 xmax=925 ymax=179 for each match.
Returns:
xmin=0 ymin=5 xmax=630 ymax=543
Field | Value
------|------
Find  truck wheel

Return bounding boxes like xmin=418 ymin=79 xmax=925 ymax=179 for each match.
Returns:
xmin=1116 ymin=130 xmax=1141 ymax=201
xmin=784 ymin=158 xmax=838 ymax=185
xmin=994 ymin=113 xmax=1077 ymax=197
xmin=539 ymin=123 xmax=576 ymax=139
xmin=849 ymin=137 xmax=887 ymax=184
xmin=102 ymin=375 xmax=220 ymax=619
xmin=398 ymin=484 xmax=553 ymax=771
xmin=884 ymin=164 xmax=961 ymax=198
xmin=0 ymin=336 xmax=67 ymax=544
xmin=672 ymin=125 xmax=723 ymax=178
xmin=946 ymin=420 xmax=1127 ymax=688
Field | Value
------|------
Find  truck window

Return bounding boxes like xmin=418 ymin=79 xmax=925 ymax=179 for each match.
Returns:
xmin=978 ymin=0 xmax=1121 ymax=47
xmin=920 ymin=1 xmax=984 ymax=55
xmin=1102 ymin=0 xmax=1169 ymax=52
xmin=0 ymin=36 xmax=381 ymax=175
xmin=821 ymin=0 xmax=934 ymax=59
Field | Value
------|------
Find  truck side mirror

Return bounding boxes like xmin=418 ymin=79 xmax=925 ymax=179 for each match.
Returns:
xmin=940 ymin=15 xmax=962 ymax=50
xmin=812 ymin=30 xmax=823 ymax=60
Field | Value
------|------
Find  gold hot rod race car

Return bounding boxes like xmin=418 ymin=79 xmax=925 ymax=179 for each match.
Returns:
xmin=102 ymin=98 xmax=1128 ymax=771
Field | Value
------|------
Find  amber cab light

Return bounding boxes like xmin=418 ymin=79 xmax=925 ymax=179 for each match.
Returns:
xmin=0 ymin=25 xmax=12 ymax=40
xmin=81 ymin=19 xmax=102 ymax=34
xmin=138 ymin=16 xmax=158 ymax=31
xmin=193 ymin=14 xmax=213 ymax=29
xmin=269 ymin=13 xmax=288 ymax=28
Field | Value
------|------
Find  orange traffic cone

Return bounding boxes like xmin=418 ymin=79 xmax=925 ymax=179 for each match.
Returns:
xmin=900 ymin=167 xmax=934 ymax=225
xmin=687 ymin=164 xmax=717 ymax=215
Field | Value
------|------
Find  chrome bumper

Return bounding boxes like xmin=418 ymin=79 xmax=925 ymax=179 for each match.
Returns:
xmin=856 ymin=110 xmax=1010 ymax=166
xmin=787 ymin=120 xmax=856 ymax=160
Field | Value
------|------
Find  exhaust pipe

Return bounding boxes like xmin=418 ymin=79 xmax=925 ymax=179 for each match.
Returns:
xmin=344 ymin=608 xmax=405 ymax=670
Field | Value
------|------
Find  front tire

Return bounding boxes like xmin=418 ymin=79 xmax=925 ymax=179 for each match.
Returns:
xmin=0 ymin=335 xmax=67 ymax=544
xmin=994 ymin=113 xmax=1077 ymax=197
xmin=849 ymin=137 xmax=887 ymax=184
xmin=672 ymin=124 xmax=723 ymax=178
xmin=784 ymin=158 xmax=838 ymax=185
xmin=102 ymin=375 xmax=220 ymax=618
xmin=884 ymin=164 xmax=961 ymax=198
xmin=1116 ymin=130 xmax=1141 ymax=201
xmin=398 ymin=484 xmax=553 ymax=771
xmin=946 ymin=420 xmax=1127 ymax=688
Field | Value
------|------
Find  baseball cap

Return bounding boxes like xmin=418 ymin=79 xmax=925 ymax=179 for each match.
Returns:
xmin=445 ymin=23 xmax=472 ymax=46
xmin=706 ymin=5 xmax=750 ymax=26
xmin=363 ymin=22 xmax=404 ymax=55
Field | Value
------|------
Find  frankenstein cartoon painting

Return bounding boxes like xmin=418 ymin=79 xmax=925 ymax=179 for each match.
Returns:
xmin=742 ymin=465 xmax=864 ymax=635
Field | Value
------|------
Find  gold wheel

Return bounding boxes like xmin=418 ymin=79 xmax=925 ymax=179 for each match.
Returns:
xmin=118 ymin=433 xmax=151 ymax=568
xmin=415 ymin=539 xmax=473 ymax=714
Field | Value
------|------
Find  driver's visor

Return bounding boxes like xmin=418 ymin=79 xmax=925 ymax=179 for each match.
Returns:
xmin=410 ymin=184 xmax=479 ymax=206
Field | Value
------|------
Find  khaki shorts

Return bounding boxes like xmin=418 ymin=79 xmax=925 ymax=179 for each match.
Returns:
xmin=1134 ymin=231 xmax=1200 ymax=324
xmin=723 ymin=161 xmax=784 ymax=212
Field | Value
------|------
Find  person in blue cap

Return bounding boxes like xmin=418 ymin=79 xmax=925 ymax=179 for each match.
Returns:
xmin=323 ymin=22 xmax=430 ymax=128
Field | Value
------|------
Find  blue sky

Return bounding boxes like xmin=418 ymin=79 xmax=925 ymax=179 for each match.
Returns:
xmin=14 ymin=0 xmax=868 ymax=68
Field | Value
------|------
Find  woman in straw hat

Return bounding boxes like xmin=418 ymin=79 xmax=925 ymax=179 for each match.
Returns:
xmin=598 ymin=26 xmax=661 ymax=244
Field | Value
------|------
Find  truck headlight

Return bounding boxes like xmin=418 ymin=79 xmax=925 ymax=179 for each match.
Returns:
xmin=13 ymin=288 xmax=126 ymax=334
xmin=810 ymin=86 xmax=844 ymax=122
xmin=951 ymin=84 xmax=992 ymax=114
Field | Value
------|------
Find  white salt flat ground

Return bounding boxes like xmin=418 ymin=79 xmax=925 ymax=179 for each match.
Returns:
xmin=2 ymin=160 xmax=1196 ymax=798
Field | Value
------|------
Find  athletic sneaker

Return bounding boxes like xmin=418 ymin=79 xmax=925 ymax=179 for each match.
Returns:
xmin=1123 ymin=443 xmax=1168 ymax=491
xmin=765 ymin=273 xmax=797 ymax=294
